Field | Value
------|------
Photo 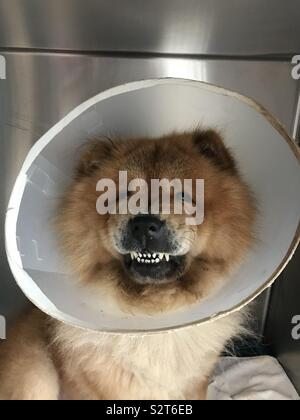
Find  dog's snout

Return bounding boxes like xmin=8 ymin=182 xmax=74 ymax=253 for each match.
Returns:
xmin=129 ymin=215 xmax=164 ymax=246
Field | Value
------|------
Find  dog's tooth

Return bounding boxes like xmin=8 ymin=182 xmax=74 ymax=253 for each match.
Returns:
xmin=155 ymin=258 xmax=160 ymax=263
xmin=165 ymin=254 xmax=170 ymax=262
xmin=159 ymin=253 xmax=164 ymax=260
xmin=152 ymin=253 xmax=157 ymax=258
xmin=146 ymin=259 xmax=150 ymax=263
xmin=141 ymin=259 xmax=145 ymax=263
xmin=147 ymin=253 xmax=151 ymax=258
xmin=134 ymin=252 xmax=138 ymax=258
xmin=137 ymin=257 xmax=141 ymax=262
xmin=130 ymin=252 xmax=134 ymax=260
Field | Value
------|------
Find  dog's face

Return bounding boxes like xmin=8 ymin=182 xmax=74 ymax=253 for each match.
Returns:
xmin=58 ymin=130 xmax=255 ymax=313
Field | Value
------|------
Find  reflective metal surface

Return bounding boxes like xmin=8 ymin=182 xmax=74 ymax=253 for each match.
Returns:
xmin=0 ymin=0 xmax=300 ymax=55
xmin=0 ymin=53 xmax=299 ymax=330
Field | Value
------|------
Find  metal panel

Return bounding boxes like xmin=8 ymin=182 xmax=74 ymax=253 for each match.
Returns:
xmin=0 ymin=0 xmax=300 ymax=55
xmin=0 ymin=53 xmax=298 ymax=330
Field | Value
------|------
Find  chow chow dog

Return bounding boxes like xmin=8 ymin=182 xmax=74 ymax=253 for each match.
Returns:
xmin=0 ymin=129 xmax=256 ymax=400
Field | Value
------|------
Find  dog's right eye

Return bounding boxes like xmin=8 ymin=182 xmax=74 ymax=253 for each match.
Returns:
xmin=118 ymin=191 xmax=134 ymax=202
xmin=175 ymin=191 xmax=193 ymax=204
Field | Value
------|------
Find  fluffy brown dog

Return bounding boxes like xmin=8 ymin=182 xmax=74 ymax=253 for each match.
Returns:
xmin=0 ymin=130 xmax=256 ymax=400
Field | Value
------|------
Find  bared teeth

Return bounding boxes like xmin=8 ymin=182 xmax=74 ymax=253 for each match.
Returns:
xmin=130 ymin=252 xmax=172 ymax=263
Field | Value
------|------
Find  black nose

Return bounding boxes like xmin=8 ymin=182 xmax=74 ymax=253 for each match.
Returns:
xmin=130 ymin=215 xmax=164 ymax=244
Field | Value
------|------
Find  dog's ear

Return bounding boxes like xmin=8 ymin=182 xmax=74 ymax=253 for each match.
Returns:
xmin=76 ymin=138 xmax=115 ymax=178
xmin=193 ymin=129 xmax=237 ymax=173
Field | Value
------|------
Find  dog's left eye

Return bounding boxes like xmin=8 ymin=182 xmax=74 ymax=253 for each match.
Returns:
xmin=118 ymin=190 xmax=134 ymax=201
xmin=175 ymin=191 xmax=193 ymax=204
xmin=119 ymin=191 xmax=128 ymax=201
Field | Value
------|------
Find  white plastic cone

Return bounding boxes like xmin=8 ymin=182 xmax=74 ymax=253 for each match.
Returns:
xmin=5 ymin=79 xmax=300 ymax=333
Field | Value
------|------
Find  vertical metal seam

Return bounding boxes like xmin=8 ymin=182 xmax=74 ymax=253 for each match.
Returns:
xmin=292 ymin=83 xmax=300 ymax=144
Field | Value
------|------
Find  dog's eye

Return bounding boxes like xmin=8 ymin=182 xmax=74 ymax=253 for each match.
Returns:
xmin=118 ymin=191 xmax=134 ymax=201
xmin=175 ymin=191 xmax=193 ymax=204
xmin=119 ymin=191 xmax=128 ymax=201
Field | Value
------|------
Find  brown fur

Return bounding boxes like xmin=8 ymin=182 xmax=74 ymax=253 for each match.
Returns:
xmin=0 ymin=130 xmax=256 ymax=400
xmin=57 ymin=130 xmax=255 ymax=313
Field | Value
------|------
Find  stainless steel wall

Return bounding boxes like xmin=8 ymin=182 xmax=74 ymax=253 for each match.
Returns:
xmin=0 ymin=0 xmax=300 ymax=55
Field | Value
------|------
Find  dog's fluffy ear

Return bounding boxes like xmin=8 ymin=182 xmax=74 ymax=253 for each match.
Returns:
xmin=76 ymin=138 xmax=115 ymax=177
xmin=193 ymin=129 xmax=237 ymax=173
